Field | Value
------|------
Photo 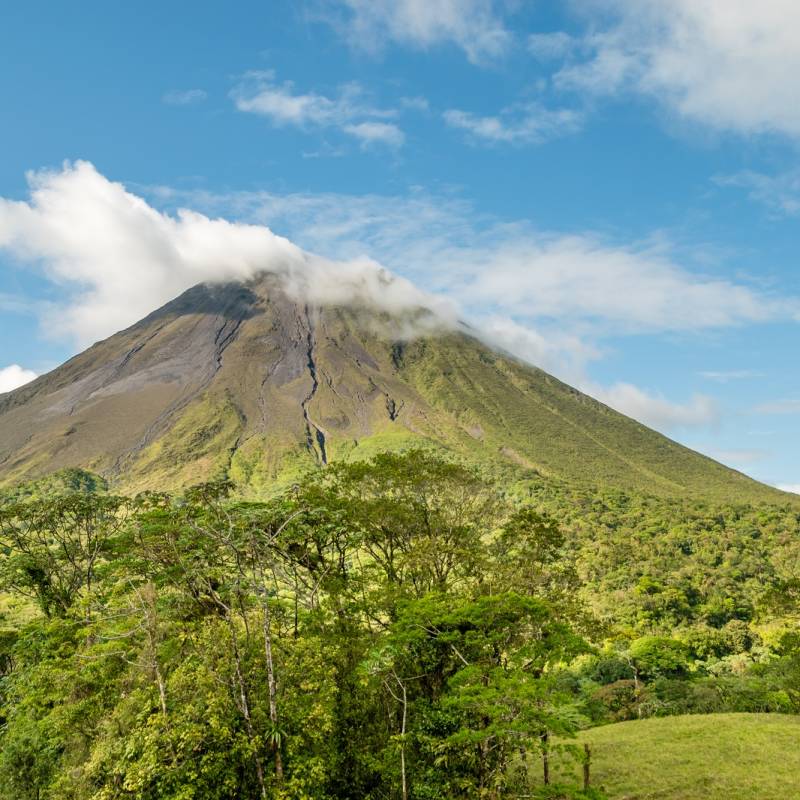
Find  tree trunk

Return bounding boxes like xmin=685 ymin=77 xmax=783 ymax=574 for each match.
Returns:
xmin=399 ymin=677 xmax=408 ymax=800
xmin=225 ymin=608 xmax=268 ymax=800
xmin=262 ymin=590 xmax=284 ymax=781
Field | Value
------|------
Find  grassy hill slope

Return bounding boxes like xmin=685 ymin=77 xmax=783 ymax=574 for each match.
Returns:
xmin=553 ymin=714 xmax=800 ymax=799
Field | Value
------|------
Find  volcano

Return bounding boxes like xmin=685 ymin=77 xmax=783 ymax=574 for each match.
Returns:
xmin=0 ymin=274 xmax=782 ymax=501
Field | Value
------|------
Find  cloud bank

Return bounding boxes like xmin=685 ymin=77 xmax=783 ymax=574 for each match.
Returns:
xmin=193 ymin=185 xmax=790 ymax=334
xmin=552 ymin=0 xmax=800 ymax=139
xmin=0 ymin=365 xmax=37 ymax=394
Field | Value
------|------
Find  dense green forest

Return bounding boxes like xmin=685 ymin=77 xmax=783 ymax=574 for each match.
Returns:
xmin=0 ymin=452 xmax=799 ymax=799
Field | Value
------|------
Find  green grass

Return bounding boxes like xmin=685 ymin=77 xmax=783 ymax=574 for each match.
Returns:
xmin=549 ymin=714 xmax=800 ymax=799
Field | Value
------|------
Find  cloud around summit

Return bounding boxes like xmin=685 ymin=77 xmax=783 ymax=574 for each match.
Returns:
xmin=0 ymin=161 xmax=450 ymax=347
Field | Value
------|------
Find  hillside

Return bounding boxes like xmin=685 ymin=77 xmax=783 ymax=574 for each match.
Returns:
xmin=548 ymin=714 xmax=800 ymax=799
xmin=0 ymin=273 xmax=786 ymax=502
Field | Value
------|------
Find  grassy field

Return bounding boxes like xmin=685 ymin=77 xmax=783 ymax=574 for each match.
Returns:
xmin=548 ymin=714 xmax=800 ymax=799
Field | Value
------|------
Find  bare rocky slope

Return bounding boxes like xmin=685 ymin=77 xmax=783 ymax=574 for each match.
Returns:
xmin=0 ymin=274 xmax=786 ymax=501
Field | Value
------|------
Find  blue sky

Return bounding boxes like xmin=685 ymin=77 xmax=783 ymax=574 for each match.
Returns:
xmin=1 ymin=0 xmax=799 ymax=491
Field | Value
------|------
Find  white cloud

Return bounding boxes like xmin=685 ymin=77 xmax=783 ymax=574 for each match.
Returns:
xmin=159 ymin=183 xmax=795 ymax=336
xmin=553 ymin=0 xmax=800 ymax=138
xmin=162 ymin=89 xmax=208 ymax=106
xmin=446 ymin=236 xmax=785 ymax=332
xmin=778 ymin=484 xmax=800 ymax=495
xmin=480 ymin=319 xmax=718 ymax=430
xmin=701 ymin=447 xmax=767 ymax=466
xmin=0 ymin=161 xmax=451 ymax=347
xmin=232 ymin=73 xmax=350 ymax=126
xmin=400 ymin=96 xmax=429 ymax=112
xmin=443 ymin=104 xmax=583 ymax=145
xmin=0 ymin=365 xmax=37 ymax=394
xmin=478 ymin=315 xmax=600 ymax=386
xmin=231 ymin=72 xmax=403 ymax=147
xmin=343 ymin=121 xmax=405 ymax=148
xmin=324 ymin=0 xmax=511 ymax=64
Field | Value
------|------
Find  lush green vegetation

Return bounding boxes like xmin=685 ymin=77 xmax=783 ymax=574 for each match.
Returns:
xmin=546 ymin=714 xmax=800 ymax=799
xmin=1 ymin=453 xmax=799 ymax=799
xmin=0 ymin=453 xmax=605 ymax=799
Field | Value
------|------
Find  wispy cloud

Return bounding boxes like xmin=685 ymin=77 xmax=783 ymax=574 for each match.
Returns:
xmin=399 ymin=96 xmax=429 ymax=112
xmin=702 ymin=447 xmax=768 ymax=466
xmin=528 ymin=31 xmax=578 ymax=61
xmin=715 ymin=169 xmax=800 ymax=217
xmin=699 ymin=369 xmax=762 ymax=382
xmin=0 ymin=293 xmax=40 ymax=315
xmin=778 ymin=484 xmax=800 ymax=495
xmin=162 ymin=88 xmax=207 ymax=106
xmin=0 ymin=365 xmax=37 ymax=394
xmin=231 ymin=71 xmax=404 ymax=148
xmin=443 ymin=103 xmax=583 ymax=145
xmin=320 ymin=0 xmax=512 ymax=64
xmin=755 ymin=399 xmax=800 ymax=415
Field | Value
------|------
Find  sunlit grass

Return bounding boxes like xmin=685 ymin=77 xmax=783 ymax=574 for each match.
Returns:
xmin=543 ymin=713 xmax=800 ymax=799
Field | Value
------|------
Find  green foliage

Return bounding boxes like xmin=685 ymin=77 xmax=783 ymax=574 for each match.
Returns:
xmin=0 ymin=452 xmax=599 ymax=799
xmin=629 ymin=637 xmax=691 ymax=680
xmin=0 ymin=468 xmax=107 ymax=504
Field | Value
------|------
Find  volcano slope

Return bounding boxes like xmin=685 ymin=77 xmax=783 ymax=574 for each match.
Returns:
xmin=0 ymin=274 xmax=786 ymax=502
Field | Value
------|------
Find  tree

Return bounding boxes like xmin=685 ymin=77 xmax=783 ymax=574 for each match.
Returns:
xmin=385 ymin=592 xmax=589 ymax=798
xmin=305 ymin=450 xmax=497 ymax=603
xmin=0 ymin=494 xmax=129 ymax=617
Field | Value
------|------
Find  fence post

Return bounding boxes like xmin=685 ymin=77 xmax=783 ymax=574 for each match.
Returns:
xmin=583 ymin=743 xmax=591 ymax=790
xmin=541 ymin=731 xmax=550 ymax=785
